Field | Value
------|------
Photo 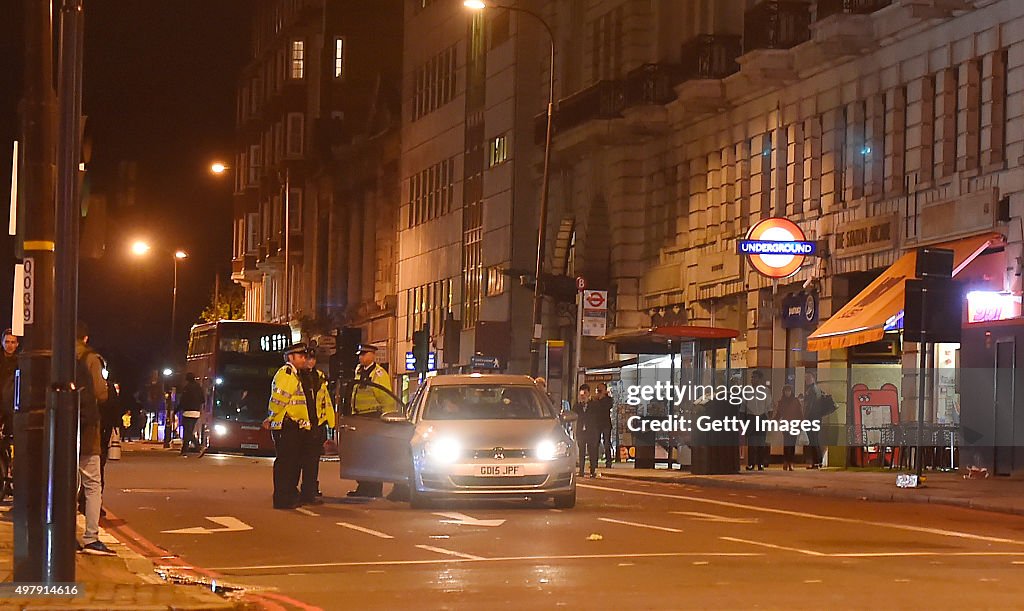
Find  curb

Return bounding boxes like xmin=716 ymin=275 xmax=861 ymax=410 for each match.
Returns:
xmin=599 ymin=471 xmax=1024 ymax=517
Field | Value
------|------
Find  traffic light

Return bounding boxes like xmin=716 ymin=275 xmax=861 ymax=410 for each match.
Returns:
xmin=412 ymin=322 xmax=430 ymax=373
xmin=443 ymin=313 xmax=461 ymax=365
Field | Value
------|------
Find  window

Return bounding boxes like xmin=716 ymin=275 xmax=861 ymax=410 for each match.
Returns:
xmin=247 ymin=144 xmax=261 ymax=187
xmin=290 ymin=39 xmax=305 ymax=79
xmin=408 ymin=156 xmax=456 ymax=227
xmin=412 ymin=45 xmax=457 ymax=121
xmin=333 ymin=37 xmax=346 ymax=79
xmin=251 ymin=77 xmax=262 ymax=113
xmin=486 ymin=266 xmax=505 ymax=297
xmin=407 ymin=279 xmax=454 ymax=340
xmin=287 ymin=187 xmax=302 ymax=233
xmin=274 ymin=121 xmax=284 ymax=160
xmin=246 ymin=213 xmax=259 ymax=253
xmin=286 ymin=113 xmax=304 ymax=157
xmin=488 ymin=134 xmax=509 ymax=167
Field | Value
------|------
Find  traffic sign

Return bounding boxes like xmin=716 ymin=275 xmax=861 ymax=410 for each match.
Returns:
xmin=584 ymin=290 xmax=607 ymax=310
xmin=575 ymin=276 xmax=586 ymax=291
xmin=470 ymin=355 xmax=501 ymax=370
xmin=406 ymin=351 xmax=437 ymax=371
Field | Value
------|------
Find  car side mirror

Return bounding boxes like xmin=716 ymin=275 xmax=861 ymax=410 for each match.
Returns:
xmin=559 ymin=411 xmax=578 ymax=423
xmin=381 ymin=411 xmax=406 ymax=424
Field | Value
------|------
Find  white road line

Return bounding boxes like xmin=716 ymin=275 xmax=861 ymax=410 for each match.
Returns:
xmin=209 ymin=551 xmax=763 ymax=572
xmin=671 ymin=511 xmax=759 ymax=524
xmin=336 ymin=522 xmax=394 ymax=539
xmin=580 ymin=483 xmax=1024 ymax=546
xmin=415 ymin=545 xmax=484 ymax=560
xmin=295 ymin=508 xmax=319 ymax=517
xmin=598 ymin=517 xmax=682 ymax=533
xmin=721 ymin=536 xmax=826 ymax=557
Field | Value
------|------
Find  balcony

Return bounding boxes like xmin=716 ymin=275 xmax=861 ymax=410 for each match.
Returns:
xmin=534 ymin=79 xmax=626 ymax=142
xmin=816 ymin=0 xmax=892 ymax=20
xmin=743 ymin=1 xmax=811 ymax=52
xmin=680 ymin=35 xmax=743 ymax=81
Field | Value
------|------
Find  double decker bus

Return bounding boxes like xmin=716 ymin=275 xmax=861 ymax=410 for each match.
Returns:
xmin=185 ymin=320 xmax=291 ymax=454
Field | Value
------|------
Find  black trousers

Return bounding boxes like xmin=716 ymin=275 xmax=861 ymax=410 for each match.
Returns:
xmin=299 ymin=425 xmax=326 ymax=502
xmin=806 ymin=429 xmax=823 ymax=466
xmin=577 ymin=434 xmax=598 ymax=475
xmin=746 ymin=430 xmax=768 ymax=468
xmin=273 ymin=420 xmax=303 ymax=507
xmin=180 ymin=417 xmax=200 ymax=454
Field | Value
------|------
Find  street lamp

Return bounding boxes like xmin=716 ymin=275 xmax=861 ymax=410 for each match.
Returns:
xmin=210 ymin=162 xmax=227 ymax=175
xmin=129 ymin=241 xmax=189 ymax=349
xmin=464 ymin=0 xmax=556 ymax=376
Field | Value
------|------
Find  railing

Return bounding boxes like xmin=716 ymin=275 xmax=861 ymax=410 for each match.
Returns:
xmin=743 ymin=0 xmax=812 ymax=52
xmin=624 ymin=63 xmax=686 ymax=107
xmin=815 ymin=0 xmax=892 ymax=20
xmin=535 ymin=79 xmax=626 ymax=141
xmin=679 ymin=34 xmax=743 ymax=81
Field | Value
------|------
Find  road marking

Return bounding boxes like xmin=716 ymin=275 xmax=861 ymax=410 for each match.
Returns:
xmin=692 ymin=561 xmax=709 ymax=566
xmin=581 ymin=483 xmax=1024 ymax=546
xmin=672 ymin=511 xmax=758 ymax=524
xmin=721 ymin=536 xmax=826 ymax=557
xmin=804 ymin=579 xmax=823 ymax=584
xmin=895 ymin=579 xmax=910 ymax=582
xmin=162 ymin=516 xmax=253 ymax=535
xmin=415 ymin=545 xmax=484 ymax=560
xmin=434 ymin=512 xmax=506 ymax=527
xmin=295 ymin=508 xmax=319 ymax=517
xmin=598 ymin=517 xmax=682 ymax=533
xmin=336 ymin=522 xmax=394 ymax=539
xmin=209 ymin=551 xmax=763 ymax=572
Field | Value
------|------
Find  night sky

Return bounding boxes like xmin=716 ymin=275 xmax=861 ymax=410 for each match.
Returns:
xmin=2 ymin=1 xmax=252 ymax=397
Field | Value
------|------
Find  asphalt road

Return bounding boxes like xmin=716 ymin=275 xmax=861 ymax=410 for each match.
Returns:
xmin=102 ymin=448 xmax=1024 ymax=610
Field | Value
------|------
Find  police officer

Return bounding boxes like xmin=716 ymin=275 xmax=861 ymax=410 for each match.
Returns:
xmin=297 ymin=347 xmax=335 ymax=504
xmin=347 ymin=344 xmax=393 ymax=498
xmin=264 ymin=343 xmax=331 ymax=509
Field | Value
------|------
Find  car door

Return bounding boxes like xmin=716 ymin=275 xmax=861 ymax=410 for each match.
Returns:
xmin=338 ymin=382 xmax=417 ymax=483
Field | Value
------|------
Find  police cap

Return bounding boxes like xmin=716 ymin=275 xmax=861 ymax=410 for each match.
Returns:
xmin=356 ymin=344 xmax=378 ymax=355
xmin=284 ymin=342 xmax=308 ymax=356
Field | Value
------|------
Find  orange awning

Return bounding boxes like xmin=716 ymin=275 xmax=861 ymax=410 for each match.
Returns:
xmin=806 ymin=232 xmax=1002 ymax=351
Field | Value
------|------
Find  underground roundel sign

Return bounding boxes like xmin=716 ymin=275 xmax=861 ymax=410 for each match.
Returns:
xmin=737 ymin=217 xmax=816 ymax=279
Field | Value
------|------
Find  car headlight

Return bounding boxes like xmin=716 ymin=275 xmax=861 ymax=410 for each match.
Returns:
xmin=536 ymin=439 xmax=571 ymax=461
xmin=425 ymin=437 xmax=461 ymax=463
xmin=213 ymin=424 xmax=228 ymax=436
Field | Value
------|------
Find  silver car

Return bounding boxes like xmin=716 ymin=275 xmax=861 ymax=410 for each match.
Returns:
xmin=338 ymin=374 xmax=579 ymax=508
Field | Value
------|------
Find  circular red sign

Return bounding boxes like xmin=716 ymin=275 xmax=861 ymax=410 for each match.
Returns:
xmin=585 ymin=292 xmax=606 ymax=308
xmin=743 ymin=217 xmax=808 ymax=279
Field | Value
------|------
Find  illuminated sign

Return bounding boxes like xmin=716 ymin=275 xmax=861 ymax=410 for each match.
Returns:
xmin=737 ymin=218 xmax=814 ymax=279
xmin=405 ymin=351 xmax=437 ymax=371
xmin=966 ymin=291 xmax=1021 ymax=323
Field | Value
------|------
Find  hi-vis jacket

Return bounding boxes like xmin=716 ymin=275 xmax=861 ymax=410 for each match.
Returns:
xmin=267 ymin=364 xmax=336 ymax=430
xmin=352 ymin=363 xmax=394 ymax=415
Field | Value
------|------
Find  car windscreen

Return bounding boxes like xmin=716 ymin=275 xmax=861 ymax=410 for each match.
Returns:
xmin=422 ymin=385 xmax=553 ymax=420
xmin=214 ymin=382 xmax=270 ymax=423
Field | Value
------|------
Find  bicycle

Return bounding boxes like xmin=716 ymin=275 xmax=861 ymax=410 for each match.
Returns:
xmin=0 ymin=421 xmax=13 ymax=502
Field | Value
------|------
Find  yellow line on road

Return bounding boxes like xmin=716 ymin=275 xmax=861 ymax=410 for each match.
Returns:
xmin=720 ymin=536 xmax=826 ymax=556
xmin=581 ymin=483 xmax=1024 ymax=546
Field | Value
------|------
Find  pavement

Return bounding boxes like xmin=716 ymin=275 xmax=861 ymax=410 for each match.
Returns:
xmin=0 ymin=505 xmax=247 ymax=610
xmin=92 ymin=446 xmax=1024 ymax=609
xmin=599 ymin=463 xmax=1024 ymax=516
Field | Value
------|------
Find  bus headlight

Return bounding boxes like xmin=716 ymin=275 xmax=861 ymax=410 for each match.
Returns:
xmin=213 ymin=424 xmax=228 ymax=437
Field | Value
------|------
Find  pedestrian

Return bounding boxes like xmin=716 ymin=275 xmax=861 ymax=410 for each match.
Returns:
xmin=348 ymin=344 xmax=393 ymax=498
xmin=775 ymin=384 xmax=803 ymax=471
xmin=0 ymin=329 xmax=19 ymax=436
xmin=744 ymin=370 xmax=771 ymax=470
xmin=264 ymin=343 xmax=315 ymax=509
xmin=591 ymin=383 xmax=614 ymax=468
xmin=177 ymin=373 xmax=204 ymax=456
xmin=804 ymin=371 xmax=824 ymax=469
xmin=121 ymin=408 xmax=133 ymax=441
xmin=296 ymin=349 xmax=335 ymax=505
xmin=573 ymin=384 xmax=598 ymax=478
xmin=76 ymin=322 xmax=114 ymax=555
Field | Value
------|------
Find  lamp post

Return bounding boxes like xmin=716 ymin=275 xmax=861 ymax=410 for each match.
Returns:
xmin=464 ymin=0 xmax=555 ymax=376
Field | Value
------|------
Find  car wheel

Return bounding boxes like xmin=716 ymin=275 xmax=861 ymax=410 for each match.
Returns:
xmin=408 ymin=467 xmax=432 ymax=510
xmin=553 ymin=486 xmax=576 ymax=509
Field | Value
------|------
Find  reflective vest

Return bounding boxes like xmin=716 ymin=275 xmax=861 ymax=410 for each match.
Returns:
xmin=352 ymin=363 xmax=394 ymax=415
xmin=267 ymin=364 xmax=336 ymax=430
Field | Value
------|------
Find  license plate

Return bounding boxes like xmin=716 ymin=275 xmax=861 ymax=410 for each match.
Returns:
xmin=479 ymin=465 xmax=520 ymax=476
xmin=241 ymin=443 xmax=258 ymax=449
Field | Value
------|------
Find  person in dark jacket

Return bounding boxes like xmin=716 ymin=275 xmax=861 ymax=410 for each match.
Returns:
xmin=177 ymin=373 xmax=205 ymax=455
xmin=573 ymin=384 xmax=599 ymax=478
xmin=0 ymin=329 xmax=19 ymax=435
xmin=590 ymin=383 xmax=614 ymax=468
xmin=804 ymin=372 xmax=824 ymax=469
xmin=76 ymin=322 xmax=114 ymax=555
xmin=775 ymin=385 xmax=803 ymax=471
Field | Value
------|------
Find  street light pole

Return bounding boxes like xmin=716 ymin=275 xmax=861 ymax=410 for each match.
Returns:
xmin=171 ymin=254 xmax=179 ymax=348
xmin=464 ymin=2 xmax=556 ymax=377
xmin=283 ymin=167 xmax=291 ymax=322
